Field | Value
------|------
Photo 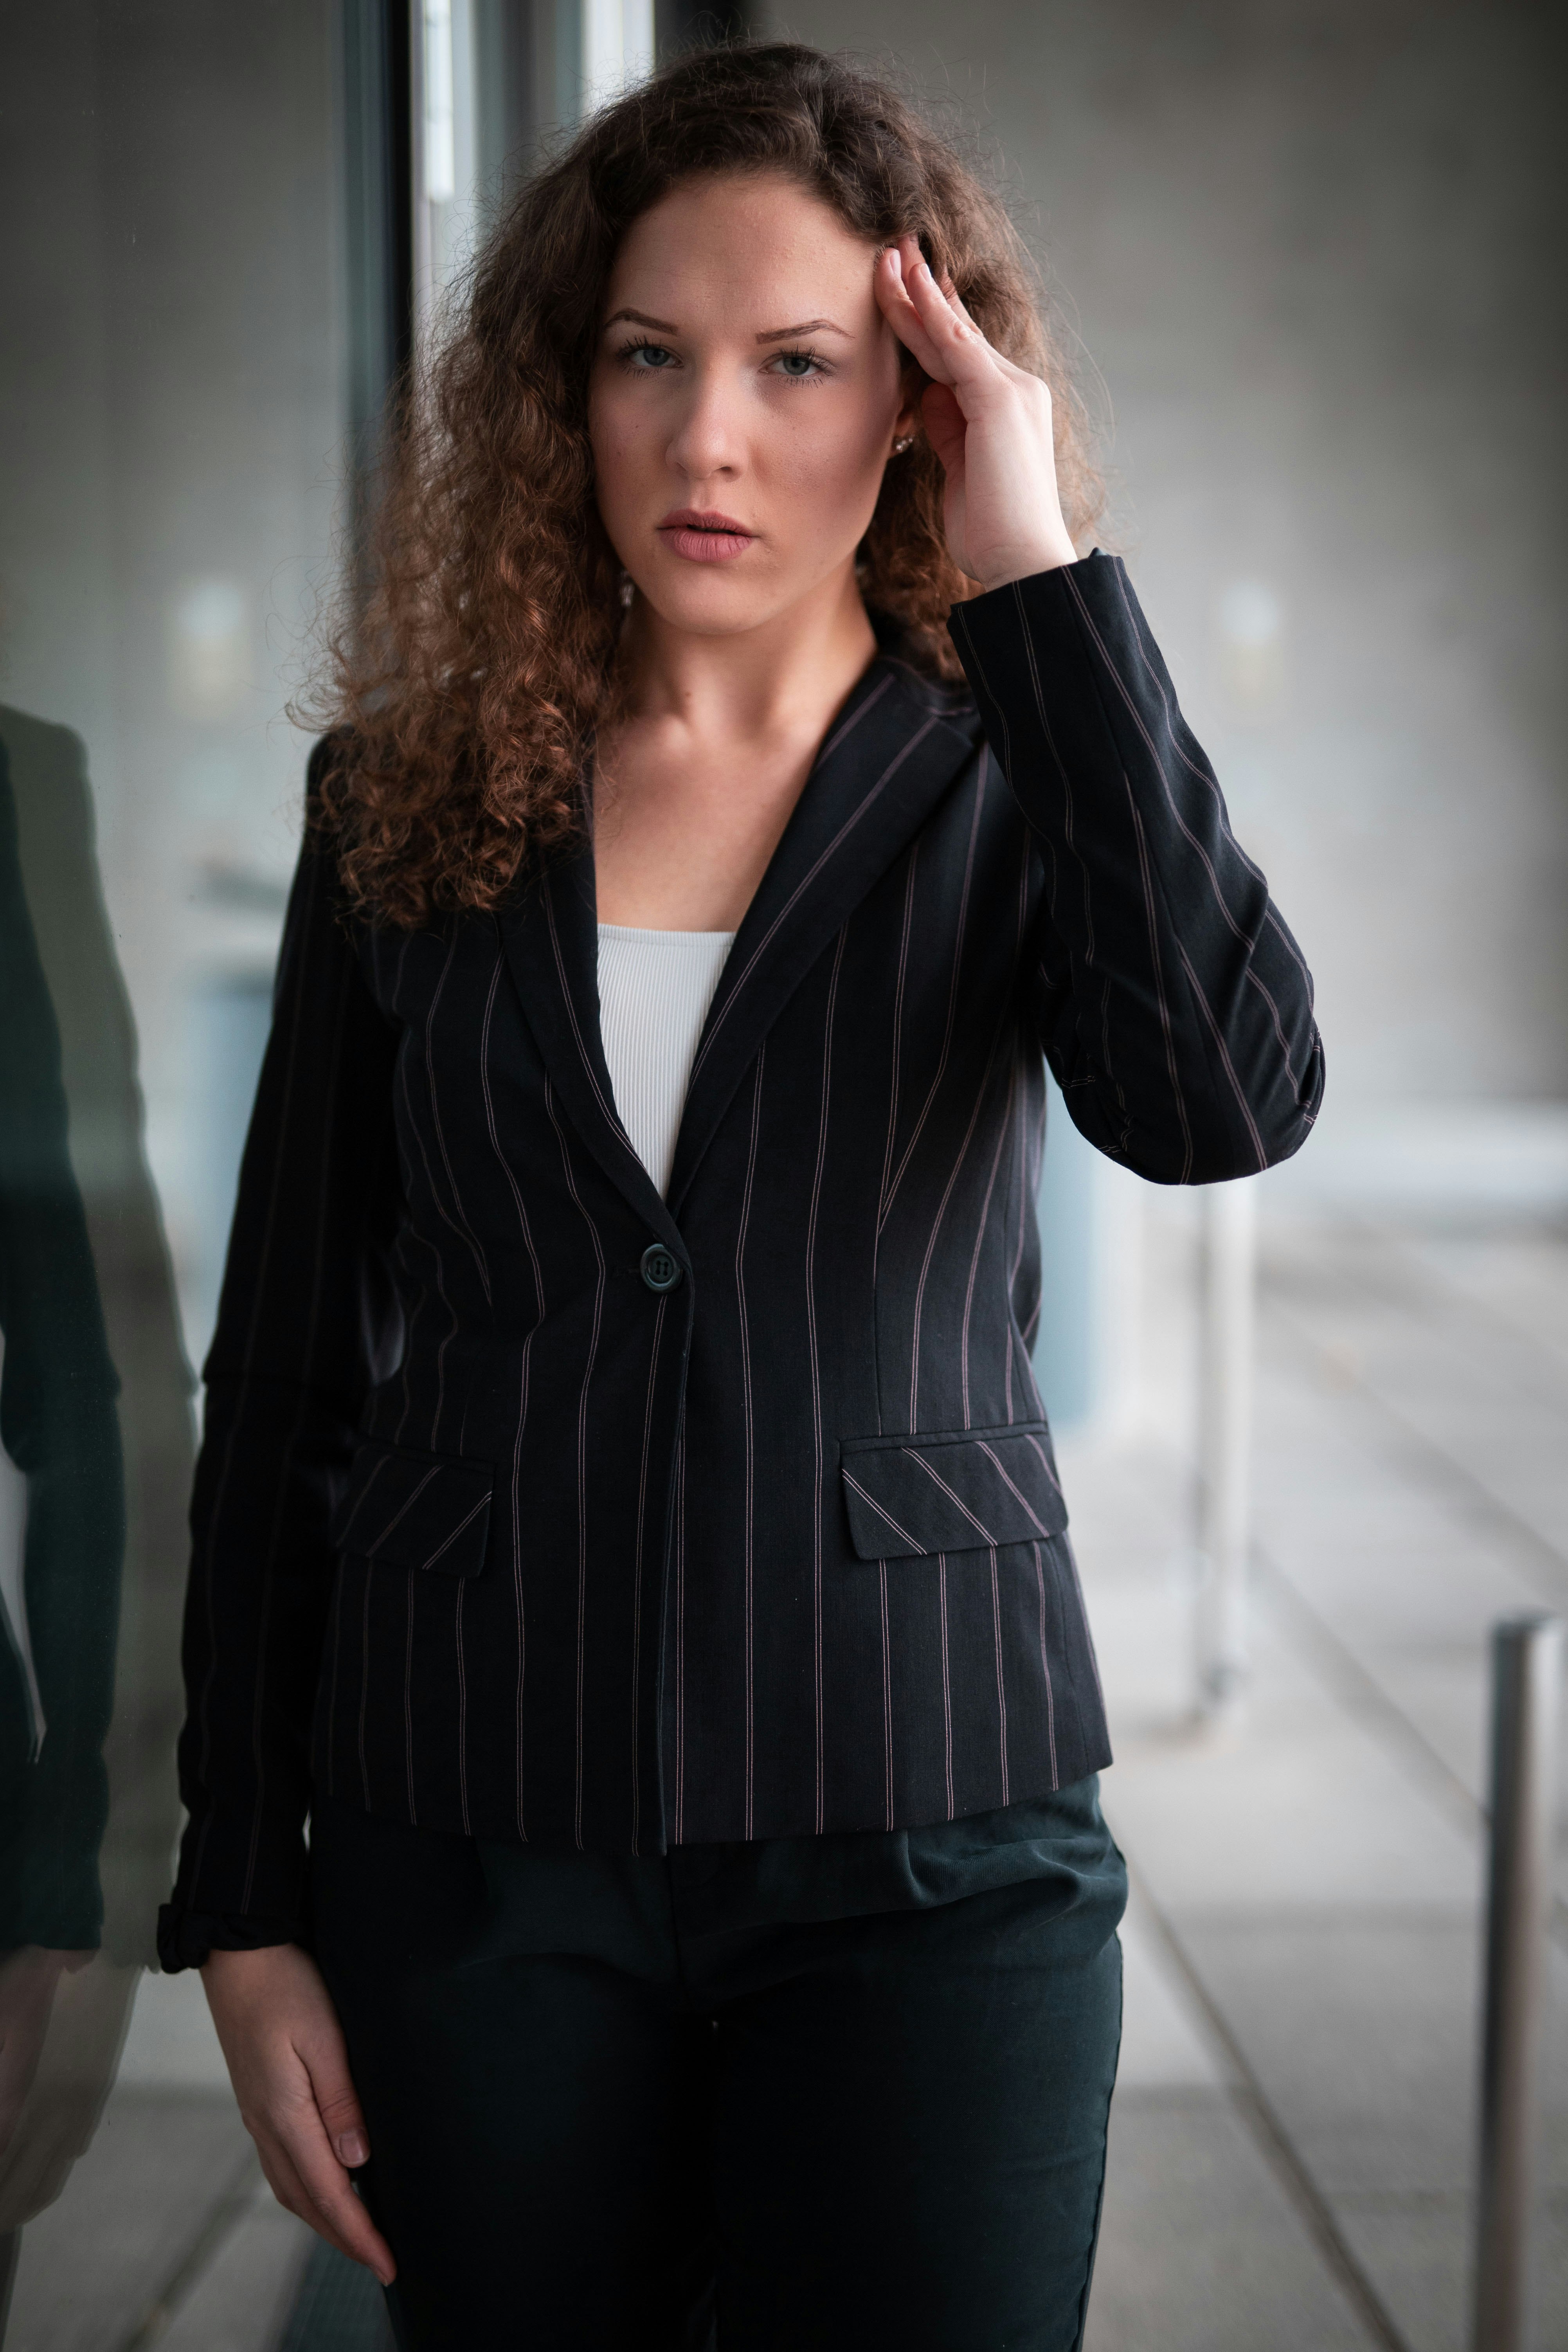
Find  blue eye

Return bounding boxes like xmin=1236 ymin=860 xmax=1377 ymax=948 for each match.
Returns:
xmin=776 ymin=351 xmax=816 ymax=377
xmin=621 ymin=340 xmax=676 ymax=370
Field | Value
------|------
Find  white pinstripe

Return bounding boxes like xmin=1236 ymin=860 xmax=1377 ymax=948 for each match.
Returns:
xmin=805 ymin=930 xmax=848 ymax=1834
xmin=907 ymin=1028 xmax=1006 ymax=1433
xmin=542 ymin=1079 xmax=606 ymax=1853
xmin=423 ymin=931 xmax=494 ymax=1303
xmin=989 ymin=1550 xmax=1010 ymax=1805
xmin=1032 ymin=1542 xmax=1059 ymax=1788
xmin=879 ymin=765 xmax=987 ymax=1234
xmin=841 ymin=1471 xmax=920 ymax=1552
xmin=871 ymin=846 xmax=920 ymax=1437
xmin=899 ymin=1446 xmax=997 ymax=1546
xmin=1122 ymin=776 xmax=1195 ymax=1181
xmin=960 ymin=1060 xmax=1015 ymax=1430
xmin=735 ymin=1045 xmax=766 ymax=1839
xmin=976 ymin=1439 xmax=1057 ymax=1538
xmin=1176 ymin=939 xmax=1269 ymax=1171
xmin=479 ymin=943 xmax=544 ymax=1840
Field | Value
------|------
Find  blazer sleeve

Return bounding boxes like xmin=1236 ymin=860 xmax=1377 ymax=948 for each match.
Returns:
xmin=158 ymin=742 xmax=403 ymax=1969
xmin=948 ymin=551 xmax=1324 ymax=1183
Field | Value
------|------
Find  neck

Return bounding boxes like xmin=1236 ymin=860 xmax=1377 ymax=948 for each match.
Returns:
xmin=614 ymin=560 xmax=878 ymax=748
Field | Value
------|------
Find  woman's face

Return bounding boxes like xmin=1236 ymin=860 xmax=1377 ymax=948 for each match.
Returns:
xmin=588 ymin=172 xmax=914 ymax=639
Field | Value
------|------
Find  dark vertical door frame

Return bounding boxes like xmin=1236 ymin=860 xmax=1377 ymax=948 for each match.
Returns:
xmin=655 ymin=0 xmax=750 ymax=54
xmin=340 ymin=0 xmax=414 ymax=567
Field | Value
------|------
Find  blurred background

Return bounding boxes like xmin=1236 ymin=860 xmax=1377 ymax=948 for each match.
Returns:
xmin=1 ymin=2 xmax=1564 ymax=2346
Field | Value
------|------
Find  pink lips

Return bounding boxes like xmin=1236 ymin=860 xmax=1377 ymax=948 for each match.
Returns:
xmin=657 ymin=508 xmax=755 ymax=563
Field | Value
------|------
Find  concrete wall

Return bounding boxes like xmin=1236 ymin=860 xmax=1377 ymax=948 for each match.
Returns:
xmin=763 ymin=0 xmax=1568 ymax=1109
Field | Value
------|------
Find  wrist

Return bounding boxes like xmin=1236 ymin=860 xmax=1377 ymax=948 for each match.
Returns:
xmin=202 ymin=1940 xmax=301 ymax=1983
xmin=976 ymin=533 xmax=1079 ymax=593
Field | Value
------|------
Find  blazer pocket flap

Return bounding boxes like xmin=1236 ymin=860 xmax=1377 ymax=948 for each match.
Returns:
xmin=329 ymin=1441 xmax=494 ymax=1578
xmin=839 ymin=1423 xmax=1068 ymax=1560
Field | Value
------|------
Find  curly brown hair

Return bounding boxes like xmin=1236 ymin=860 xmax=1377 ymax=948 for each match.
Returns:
xmin=316 ymin=41 xmax=1102 ymax=928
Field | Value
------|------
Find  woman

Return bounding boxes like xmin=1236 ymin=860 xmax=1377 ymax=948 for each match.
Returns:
xmin=160 ymin=42 xmax=1321 ymax=2352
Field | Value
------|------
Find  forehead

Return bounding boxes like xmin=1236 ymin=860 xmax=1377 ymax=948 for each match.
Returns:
xmin=603 ymin=173 xmax=878 ymax=322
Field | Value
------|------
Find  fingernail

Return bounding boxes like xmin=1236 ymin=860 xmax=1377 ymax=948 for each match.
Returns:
xmin=338 ymin=2130 xmax=369 ymax=2167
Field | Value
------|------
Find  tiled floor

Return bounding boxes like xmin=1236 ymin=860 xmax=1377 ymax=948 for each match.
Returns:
xmin=1077 ymin=1208 xmax=1568 ymax=2352
xmin=6 ymin=1210 xmax=1565 ymax=2350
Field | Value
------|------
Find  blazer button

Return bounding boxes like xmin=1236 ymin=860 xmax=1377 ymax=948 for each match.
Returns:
xmin=640 ymin=1243 xmax=684 ymax=1293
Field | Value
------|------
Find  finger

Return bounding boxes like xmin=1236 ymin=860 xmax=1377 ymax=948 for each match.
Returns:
xmin=305 ymin=2035 xmax=372 ymax=2171
xmin=937 ymin=269 xmax=1047 ymax=398
xmin=895 ymin=242 xmax=1006 ymax=397
xmin=268 ymin=2107 xmax=398 ymax=2283
xmin=934 ymin=271 xmax=979 ymax=331
xmin=263 ymin=2035 xmax=396 ymax=2282
xmin=893 ymin=248 xmax=992 ymax=376
xmin=257 ymin=2138 xmax=397 ymax=2286
xmin=874 ymin=246 xmax=948 ymax=382
xmin=918 ymin=252 xmax=1050 ymax=413
xmin=879 ymin=239 xmax=950 ymax=381
xmin=284 ymin=1974 xmax=373 ymax=2169
xmin=254 ymin=2134 xmax=368 ymax=2267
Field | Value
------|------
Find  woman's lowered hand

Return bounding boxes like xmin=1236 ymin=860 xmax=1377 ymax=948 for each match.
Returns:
xmin=202 ymin=1943 xmax=396 ymax=2285
xmin=875 ymin=233 xmax=1078 ymax=591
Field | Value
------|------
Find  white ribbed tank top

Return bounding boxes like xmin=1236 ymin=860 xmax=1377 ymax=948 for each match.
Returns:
xmin=597 ymin=923 xmax=735 ymax=1198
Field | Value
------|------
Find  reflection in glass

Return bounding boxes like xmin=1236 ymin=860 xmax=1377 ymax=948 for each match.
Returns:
xmin=0 ymin=713 xmax=193 ymax=2293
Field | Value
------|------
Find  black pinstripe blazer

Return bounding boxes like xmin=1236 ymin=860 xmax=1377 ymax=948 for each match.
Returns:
xmin=162 ymin=553 xmax=1322 ymax=1952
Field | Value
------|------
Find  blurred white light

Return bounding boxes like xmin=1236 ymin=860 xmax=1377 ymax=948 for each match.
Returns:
xmin=423 ymin=0 xmax=457 ymax=203
xmin=584 ymin=0 xmax=654 ymax=105
xmin=168 ymin=578 xmax=250 ymax=721
xmin=1218 ymin=579 xmax=1284 ymax=651
xmin=1216 ymin=578 xmax=1287 ymax=715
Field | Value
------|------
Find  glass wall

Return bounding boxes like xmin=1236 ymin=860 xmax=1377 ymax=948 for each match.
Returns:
xmin=0 ymin=4 xmax=353 ymax=2332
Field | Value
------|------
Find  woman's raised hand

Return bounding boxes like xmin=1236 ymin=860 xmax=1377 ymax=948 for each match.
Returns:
xmin=202 ymin=1944 xmax=396 ymax=2286
xmin=875 ymin=233 xmax=1078 ymax=592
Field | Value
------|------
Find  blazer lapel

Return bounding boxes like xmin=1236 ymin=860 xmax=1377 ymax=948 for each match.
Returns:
xmin=666 ymin=657 xmax=983 ymax=1218
xmin=497 ymin=839 xmax=686 ymax=1252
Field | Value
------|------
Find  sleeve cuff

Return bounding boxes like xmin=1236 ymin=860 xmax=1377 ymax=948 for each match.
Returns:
xmin=156 ymin=1905 xmax=310 ymax=1974
xmin=948 ymin=546 xmax=1111 ymax=635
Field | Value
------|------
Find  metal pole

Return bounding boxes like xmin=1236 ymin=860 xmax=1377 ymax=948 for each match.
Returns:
xmin=1195 ymin=1178 xmax=1257 ymax=1718
xmin=1474 ymin=1613 xmax=1562 ymax=2352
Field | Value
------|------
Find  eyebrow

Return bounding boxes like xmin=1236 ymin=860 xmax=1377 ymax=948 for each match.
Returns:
xmin=755 ymin=319 xmax=851 ymax=342
xmin=601 ymin=307 xmax=852 ymax=342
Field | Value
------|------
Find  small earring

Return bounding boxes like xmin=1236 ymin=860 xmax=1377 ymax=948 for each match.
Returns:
xmin=892 ymin=436 xmax=914 ymax=454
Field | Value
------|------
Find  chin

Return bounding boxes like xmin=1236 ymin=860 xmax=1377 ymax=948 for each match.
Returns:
xmin=632 ymin=566 xmax=794 ymax=639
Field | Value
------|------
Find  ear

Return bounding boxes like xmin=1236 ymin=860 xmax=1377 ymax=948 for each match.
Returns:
xmin=891 ymin=358 xmax=924 ymax=449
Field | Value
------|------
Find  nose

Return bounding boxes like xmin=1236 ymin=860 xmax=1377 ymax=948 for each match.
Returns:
xmin=665 ymin=360 xmax=744 ymax=489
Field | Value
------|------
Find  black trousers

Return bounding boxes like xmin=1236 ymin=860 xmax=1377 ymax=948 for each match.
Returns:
xmin=311 ymin=1787 xmax=1125 ymax=2352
